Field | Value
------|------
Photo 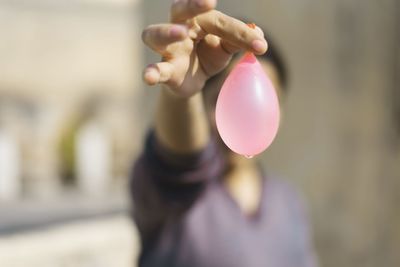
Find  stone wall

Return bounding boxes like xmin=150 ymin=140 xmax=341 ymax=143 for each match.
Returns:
xmin=0 ymin=215 xmax=139 ymax=267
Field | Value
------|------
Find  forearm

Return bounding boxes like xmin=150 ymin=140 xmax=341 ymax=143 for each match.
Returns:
xmin=154 ymin=86 xmax=210 ymax=154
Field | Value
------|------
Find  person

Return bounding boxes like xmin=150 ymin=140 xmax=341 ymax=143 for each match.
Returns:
xmin=130 ymin=0 xmax=317 ymax=266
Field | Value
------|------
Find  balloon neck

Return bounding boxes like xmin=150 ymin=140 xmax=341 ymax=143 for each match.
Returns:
xmin=247 ymin=23 xmax=256 ymax=29
xmin=241 ymin=52 xmax=257 ymax=64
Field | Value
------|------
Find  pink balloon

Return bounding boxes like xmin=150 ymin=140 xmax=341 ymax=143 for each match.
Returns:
xmin=215 ymin=52 xmax=280 ymax=157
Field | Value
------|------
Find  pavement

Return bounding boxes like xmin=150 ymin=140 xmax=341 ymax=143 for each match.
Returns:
xmin=0 ymin=193 xmax=140 ymax=267
xmin=0 ymin=215 xmax=139 ymax=267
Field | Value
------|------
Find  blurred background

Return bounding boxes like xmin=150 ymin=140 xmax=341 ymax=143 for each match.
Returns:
xmin=0 ymin=0 xmax=399 ymax=266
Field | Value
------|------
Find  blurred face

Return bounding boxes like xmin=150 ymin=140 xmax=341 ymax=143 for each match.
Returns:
xmin=203 ymin=56 xmax=283 ymax=137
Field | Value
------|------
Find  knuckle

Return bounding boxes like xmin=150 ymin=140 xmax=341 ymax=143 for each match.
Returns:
xmin=213 ymin=11 xmax=226 ymax=32
xmin=238 ymin=29 xmax=250 ymax=42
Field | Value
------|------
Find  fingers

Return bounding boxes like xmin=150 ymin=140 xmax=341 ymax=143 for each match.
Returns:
xmin=219 ymin=39 xmax=241 ymax=54
xmin=143 ymin=62 xmax=175 ymax=86
xmin=196 ymin=11 xmax=268 ymax=55
xmin=142 ymin=24 xmax=188 ymax=53
xmin=170 ymin=0 xmax=216 ymax=23
xmin=254 ymin=26 xmax=265 ymax=38
xmin=220 ymin=26 xmax=264 ymax=54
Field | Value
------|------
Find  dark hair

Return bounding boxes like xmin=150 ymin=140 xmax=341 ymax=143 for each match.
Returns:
xmin=258 ymin=34 xmax=288 ymax=91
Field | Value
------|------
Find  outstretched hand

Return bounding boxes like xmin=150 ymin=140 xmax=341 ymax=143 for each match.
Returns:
xmin=142 ymin=0 xmax=268 ymax=98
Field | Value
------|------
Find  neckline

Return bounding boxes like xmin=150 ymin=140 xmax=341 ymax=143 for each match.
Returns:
xmin=218 ymin=167 xmax=268 ymax=224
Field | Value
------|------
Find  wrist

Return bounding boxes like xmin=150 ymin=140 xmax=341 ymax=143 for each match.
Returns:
xmin=155 ymin=85 xmax=210 ymax=154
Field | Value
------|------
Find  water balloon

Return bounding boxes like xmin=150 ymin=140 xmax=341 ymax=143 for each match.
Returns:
xmin=215 ymin=51 xmax=280 ymax=157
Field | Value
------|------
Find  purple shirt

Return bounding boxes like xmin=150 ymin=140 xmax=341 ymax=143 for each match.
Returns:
xmin=130 ymin=132 xmax=317 ymax=267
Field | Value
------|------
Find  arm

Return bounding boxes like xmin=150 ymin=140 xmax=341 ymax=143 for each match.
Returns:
xmin=131 ymin=0 xmax=268 ymax=246
xmin=142 ymin=0 xmax=267 ymax=154
xmin=155 ymin=88 xmax=209 ymax=154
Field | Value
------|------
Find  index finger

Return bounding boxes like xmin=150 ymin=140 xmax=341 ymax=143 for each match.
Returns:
xmin=170 ymin=0 xmax=216 ymax=23
xmin=196 ymin=11 xmax=268 ymax=55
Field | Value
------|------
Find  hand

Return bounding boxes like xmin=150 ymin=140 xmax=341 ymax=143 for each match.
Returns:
xmin=142 ymin=0 xmax=268 ymax=98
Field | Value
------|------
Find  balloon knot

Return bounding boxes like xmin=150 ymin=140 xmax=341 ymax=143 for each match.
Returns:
xmin=247 ymin=23 xmax=256 ymax=29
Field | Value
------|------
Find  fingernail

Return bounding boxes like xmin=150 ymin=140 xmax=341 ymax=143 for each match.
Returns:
xmin=252 ymin=39 xmax=267 ymax=53
xmin=169 ymin=26 xmax=187 ymax=38
xmin=144 ymin=69 xmax=159 ymax=84
xmin=194 ymin=0 xmax=206 ymax=8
